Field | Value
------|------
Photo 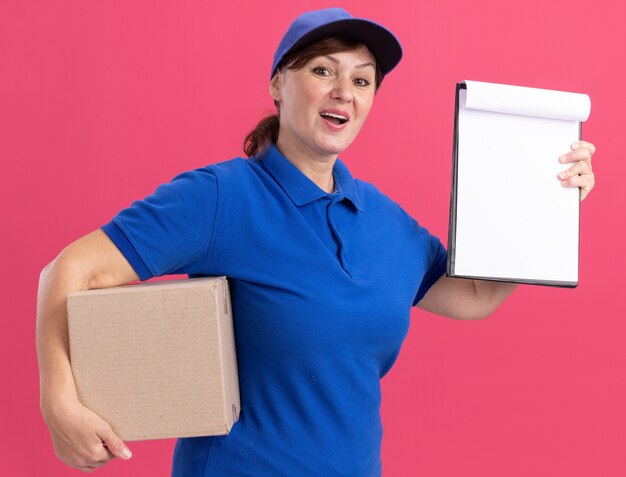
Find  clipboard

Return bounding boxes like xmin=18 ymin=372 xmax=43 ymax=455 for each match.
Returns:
xmin=447 ymin=80 xmax=591 ymax=287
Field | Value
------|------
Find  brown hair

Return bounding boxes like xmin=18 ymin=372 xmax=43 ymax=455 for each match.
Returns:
xmin=243 ymin=36 xmax=384 ymax=158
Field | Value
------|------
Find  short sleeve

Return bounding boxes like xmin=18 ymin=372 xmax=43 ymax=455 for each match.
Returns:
xmin=412 ymin=233 xmax=448 ymax=306
xmin=101 ymin=167 xmax=218 ymax=281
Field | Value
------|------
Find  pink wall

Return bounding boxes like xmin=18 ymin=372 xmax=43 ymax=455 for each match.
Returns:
xmin=3 ymin=0 xmax=624 ymax=475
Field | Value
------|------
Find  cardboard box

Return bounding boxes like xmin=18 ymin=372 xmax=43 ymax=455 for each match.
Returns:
xmin=67 ymin=276 xmax=240 ymax=441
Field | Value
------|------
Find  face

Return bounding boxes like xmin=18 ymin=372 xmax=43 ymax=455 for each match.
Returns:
xmin=270 ymin=45 xmax=377 ymax=163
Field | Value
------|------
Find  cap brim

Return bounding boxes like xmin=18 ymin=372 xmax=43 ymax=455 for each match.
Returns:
xmin=281 ymin=18 xmax=402 ymax=77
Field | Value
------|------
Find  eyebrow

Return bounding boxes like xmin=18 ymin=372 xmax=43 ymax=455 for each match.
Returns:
xmin=323 ymin=55 xmax=375 ymax=69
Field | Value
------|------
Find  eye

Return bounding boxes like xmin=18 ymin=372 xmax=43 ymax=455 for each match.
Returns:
xmin=354 ymin=77 xmax=372 ymax=87
xmin=312 ymin=66 xmax=331 ymax=76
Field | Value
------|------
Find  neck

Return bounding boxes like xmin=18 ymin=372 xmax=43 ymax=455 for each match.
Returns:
xmin=275 ymin=137 xmax=336 ymax=193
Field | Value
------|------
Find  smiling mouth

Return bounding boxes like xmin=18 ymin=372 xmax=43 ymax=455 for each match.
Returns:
xmin=320 ymin=112 xmax=348 ymax=125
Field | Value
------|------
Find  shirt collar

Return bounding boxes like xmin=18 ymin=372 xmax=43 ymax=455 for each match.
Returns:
xmin=259 ymin=143 xmax=363 ymax=212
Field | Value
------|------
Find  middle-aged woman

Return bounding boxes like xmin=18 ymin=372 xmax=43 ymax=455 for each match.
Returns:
xmin=37 ymin=7 xmax=596 ymax=477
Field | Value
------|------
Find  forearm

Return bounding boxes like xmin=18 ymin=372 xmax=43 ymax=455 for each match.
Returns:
xmin=36 ymin=256 xmax=90 ymax=418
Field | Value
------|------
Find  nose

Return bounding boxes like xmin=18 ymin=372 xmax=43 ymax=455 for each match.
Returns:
xmin=330 ymin=76 xmax=353 ymax=103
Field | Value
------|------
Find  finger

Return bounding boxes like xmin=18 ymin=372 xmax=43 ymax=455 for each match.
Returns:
xmin=103 ymin=446 xmax=116 ymax=460
xmin=571 ymin=140 xmax=596 ymax=155
xmin=561 ymin=171 xmax=595 ymax=192
xmin=75 ymin=465 xmax=97 ymax=473
xmin=557 ymin=160 xmax=589 ymax=181
xmin=63 ymin=445 xmax=113 ymax=470
xmin=97 ymin=425 xmax=132 ymax=460
xmin=76 ymin=459 xmax=109 ymax=471
xmin=559 ymin=148 xmax=592 ymax=164
xmin=90 ymin=452 xmax=115 ymax=466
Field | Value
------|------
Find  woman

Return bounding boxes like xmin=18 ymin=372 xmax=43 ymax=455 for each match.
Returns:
xmin=36 ymin=8 xmax=596 ymax=476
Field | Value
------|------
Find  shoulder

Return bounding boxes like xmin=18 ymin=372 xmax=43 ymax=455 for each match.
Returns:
xmin=354 ymin=178 xmax=416 ymax=224
xmin=138 ymin=157 xmax=257 ymax=210
xmin=354 ymin=178 xmax=394 ymax=205
xmin=207 ymin=156 xmax=250 ymax=174
xmin=165 ymin=157 xmax=260 ymax=194
xmin=204 ymin=156 xmax=268 ymax=186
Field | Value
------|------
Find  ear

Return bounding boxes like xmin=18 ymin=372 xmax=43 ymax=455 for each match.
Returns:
xmin=269 ymin=71 xmax=281 ymax=102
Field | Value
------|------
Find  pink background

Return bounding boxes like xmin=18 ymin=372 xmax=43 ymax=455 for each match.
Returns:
xmin=2 ymin=0 xmax=624 ymax=475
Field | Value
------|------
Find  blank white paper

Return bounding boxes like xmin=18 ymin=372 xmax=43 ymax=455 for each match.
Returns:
xmin=451 ymin=80 xmax=591 ymax=285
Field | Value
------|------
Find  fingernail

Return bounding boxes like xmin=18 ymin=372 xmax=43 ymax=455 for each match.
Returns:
xmin=561 ymin=181 xmax=568 ymax=187
xmin=571 ymin=142 xmax=580 ymax=149
xmin=559 ymin=172 xmax=567 ymax=179
xmin=121 ymin=448 xmax=132 ymax=459
xmin=559 ymin=155 xmax=567 ymax=162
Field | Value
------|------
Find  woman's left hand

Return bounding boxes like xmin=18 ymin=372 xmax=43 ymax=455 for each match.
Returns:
xmin=558 ymin=140 xmax=596 ymax=201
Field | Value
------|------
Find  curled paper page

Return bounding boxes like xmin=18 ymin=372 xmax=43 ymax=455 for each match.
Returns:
xmin=462 ymin=80 xmax=591 ymax=122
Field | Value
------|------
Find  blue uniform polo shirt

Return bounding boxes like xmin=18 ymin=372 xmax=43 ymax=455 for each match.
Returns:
xmin=101 ymin=143 xmax=447 ymax=477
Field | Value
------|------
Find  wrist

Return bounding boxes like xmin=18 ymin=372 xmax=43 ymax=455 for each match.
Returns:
xmin=40 ymin=385 xmax=79 ymax=423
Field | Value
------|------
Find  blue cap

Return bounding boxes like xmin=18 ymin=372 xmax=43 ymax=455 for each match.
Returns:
xmin=271 ymin=8 xmax=403 ymax=80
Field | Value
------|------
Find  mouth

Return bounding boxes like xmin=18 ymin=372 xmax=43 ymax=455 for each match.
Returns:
xmin=319 ymin=111 xmax=349 ymax=126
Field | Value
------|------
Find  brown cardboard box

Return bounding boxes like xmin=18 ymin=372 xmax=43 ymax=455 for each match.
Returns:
xmin=67 ymin=276 xmax=240 ymax=441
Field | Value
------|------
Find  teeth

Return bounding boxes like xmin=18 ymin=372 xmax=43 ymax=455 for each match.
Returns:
xmin=320 ymin=112 xmax=348 ymax=121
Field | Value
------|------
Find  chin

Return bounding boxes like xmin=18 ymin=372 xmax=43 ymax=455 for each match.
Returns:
xmin=313 ymin=136 xmax=355 ymax=157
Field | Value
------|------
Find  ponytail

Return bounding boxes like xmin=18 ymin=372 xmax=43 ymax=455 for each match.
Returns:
xmin=243 ymin=114 xmax=280 ymax=158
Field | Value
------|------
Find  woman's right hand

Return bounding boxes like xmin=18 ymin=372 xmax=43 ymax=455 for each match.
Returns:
xmin=37 ymin=230 xmax=141 ymax=471
xmin=42 ymin=398 xmax=132 ymax=473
